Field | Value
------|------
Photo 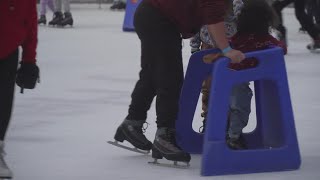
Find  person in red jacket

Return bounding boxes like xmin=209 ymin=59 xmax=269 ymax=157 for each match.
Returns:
xmin=109 ymin=0 xmax=245 ymax=166
xmin=0 ymin=0 xmax=39 ymax=178
xmin=199 ymin=0 xmax=287 ymax=150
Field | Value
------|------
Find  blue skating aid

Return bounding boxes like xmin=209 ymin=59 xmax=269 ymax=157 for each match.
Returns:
xmin=176 ymin=47 xmax=301 ymax=176
xmin=122 ymin=0 xmax=142 ymax=32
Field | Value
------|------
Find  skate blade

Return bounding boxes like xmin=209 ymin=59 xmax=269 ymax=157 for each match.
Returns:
xmin=148 ymin=159 xmax=190 ymax=169
xmin=309 ymin=49 xmax=320 ymax=53
xmin=0 ymin=177 xmax=12 ymax=180
xmin=107 ymin=140 xmax=150 ymax=155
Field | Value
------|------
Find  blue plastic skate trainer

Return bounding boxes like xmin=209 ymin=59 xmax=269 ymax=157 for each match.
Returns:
xmin=122 ymin=0 xmax=142 ymax=31
xmin=175 ymin=47 xmax=301 ymax=176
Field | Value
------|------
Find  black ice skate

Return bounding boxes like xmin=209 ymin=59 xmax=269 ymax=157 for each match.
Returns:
xmin=307 ymin=39 xmax=320 ymax=53
xmin=108 ymin=119 xmax=152 ymax=154
xmin=38 ymin=15 xmax=46 ymax=25
xmin=58 ymin=12 xmax=74 ymax=27
xmin=48 ymin=12 xmax=63 ymax=26
xmin=110 ymin=1 xmax=126 ymax=10
xmin=226 ymin=135 xmax=247 ymax=150
xmin=149 ymin=128 xmax=191 ymax=168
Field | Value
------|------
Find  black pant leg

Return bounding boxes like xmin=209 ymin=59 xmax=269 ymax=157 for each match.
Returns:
xmin=294 ymin=0 xmax=320 ymax=39
xmin=128 ymin=1 xmax=183 ymax=128
xmin=0 ymin=50 xmax=19 ymax=140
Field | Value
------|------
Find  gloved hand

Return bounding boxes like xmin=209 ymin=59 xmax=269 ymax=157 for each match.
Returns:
xmin=16 ymin=62 xmax=40 ymax=93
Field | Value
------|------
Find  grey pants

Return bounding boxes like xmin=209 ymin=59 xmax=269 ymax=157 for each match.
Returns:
xmin=55 ymin=0 xmax=70 ymax=13
xmin=228 ymin=83 xmax=253 ymax=139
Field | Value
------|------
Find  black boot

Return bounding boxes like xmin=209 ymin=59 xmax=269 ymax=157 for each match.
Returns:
xmin=152 ymin=128 xmax=191 ymax=162
xmin=38 ymin=15 xmax=46 ymax=25
xmin=114 ymin=119 xmax=152 ymax=151
xmin=110 ymin=1 xmax=126 ymax=10
xmin=58 ymin=12 xmax=74 ymax=27
xmin=307 ymin=34 xmax=320 ymax=51
xmin=48 ymin=12 xmax=63 ymax=26
xmin=226 ymin=135 xmax=247 ymax=150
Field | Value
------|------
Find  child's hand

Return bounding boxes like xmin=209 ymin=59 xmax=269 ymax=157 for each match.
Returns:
xmin=224 ymin=49 xmax=245 ymax=63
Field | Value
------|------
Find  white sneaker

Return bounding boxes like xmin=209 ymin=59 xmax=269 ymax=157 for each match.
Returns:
xmin=0 ymin=141 xmax=13 ymax=179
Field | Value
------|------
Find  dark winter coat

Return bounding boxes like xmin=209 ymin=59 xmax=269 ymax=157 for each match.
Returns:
xmin=0 ymin=0 xmax=38 ymax=63
xmin=146 ymin=0 xmax=227 ymax=38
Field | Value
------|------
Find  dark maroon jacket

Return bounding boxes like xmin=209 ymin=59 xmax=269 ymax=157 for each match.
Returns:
xmin=146 ymin=0 xmax=227 ymax=38
xmin=0 ymin=0 xmax=37 ymax=63
xmin=229 ymin=33 xmax=287 ymax=70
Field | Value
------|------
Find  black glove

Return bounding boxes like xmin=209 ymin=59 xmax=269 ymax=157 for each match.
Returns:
xmin=16 ymin=62 xmax=40 ymax=93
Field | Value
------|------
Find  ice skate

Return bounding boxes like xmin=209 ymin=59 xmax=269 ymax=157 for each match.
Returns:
xmin=148 ymin=128 xmax=191 ymax=168
xmin=108 ymin=119 xmax=152 ymax=154
xmin=0 ymin=142 xmax=12 ymax=179
xmin=307 ymin=39 xmax=320 ymax=53
xmin=57 ymin=12 xmax=73 ymax=27
xmin=110 ymin=1 xmax=126 ymax=10
xmin=38 ymin=15 xmax=46 ymax=25
xmin=48 ymin=12 xmax=63 ymax=26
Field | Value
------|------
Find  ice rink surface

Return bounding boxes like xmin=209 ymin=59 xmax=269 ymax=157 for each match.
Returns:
xmin=5 ymin=4 xmax=320 ymax=180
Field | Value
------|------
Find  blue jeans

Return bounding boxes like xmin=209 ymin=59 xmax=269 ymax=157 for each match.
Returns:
xmin=228 ymin=83 xmax=253 ymax=139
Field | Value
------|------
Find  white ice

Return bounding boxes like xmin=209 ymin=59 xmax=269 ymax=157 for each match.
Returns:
xmin=5 ymin=4 xmax=320 ymax=180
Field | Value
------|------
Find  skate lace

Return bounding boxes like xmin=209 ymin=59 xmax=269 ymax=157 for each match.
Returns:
xmin=165 ymin=129 xmax=179 ymax=147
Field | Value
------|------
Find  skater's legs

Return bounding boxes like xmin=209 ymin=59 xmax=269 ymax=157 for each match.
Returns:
xmin=0 ymin=50 xmax=19 ymax=141
xmin=294 ymin=0 xmax=320 ymax=39
xmin=47 ymin=0 xmax=55 ymax=13
xmin=62 ymin=0 xmax=71 ymax=13
xmin=133 ymin=1 xmax=183 ymax=128
xmin=40 ymin=0 xmax=47 ymax=15
xmin=54 ymin=0 xmax=62 ymax=12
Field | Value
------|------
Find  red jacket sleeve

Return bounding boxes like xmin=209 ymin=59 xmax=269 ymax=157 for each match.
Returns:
xmin=22 ymin=0 xmax=38 ymax=63
xmin=199 ymin=0 xmax=226 ymax=25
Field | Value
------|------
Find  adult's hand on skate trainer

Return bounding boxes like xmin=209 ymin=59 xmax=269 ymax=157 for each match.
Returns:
xmin=224 ymin=49 xmax=245 ymax=63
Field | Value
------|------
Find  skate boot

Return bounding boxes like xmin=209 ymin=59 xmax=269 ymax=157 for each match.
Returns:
xmin=149 ymin=127 xmax=191 ymax=168
xmin=307 ymin=38 xmax=320 ymax=52
xmin=58 ymin=12 xmax=74 ymax=27
xmin=48 ymin=11 xmax=63 ymax=26
xmin=108 ymin=119 xmax=152 ymax=154
xmin=0 ymin=141 xmax=13 ymax=179
xmin=110 ymin=1 xmax=126 ymax=10
xmin=226 ymin=136 xmax=247 ymax=150
xmin=38 ymin=15 xmax=46 ymax=25
xmin=299 ymin=27 xmax=306 ymax=33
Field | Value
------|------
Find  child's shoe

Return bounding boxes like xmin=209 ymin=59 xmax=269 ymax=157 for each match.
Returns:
xmin=226 ymin=135 xmax=247 ymax=150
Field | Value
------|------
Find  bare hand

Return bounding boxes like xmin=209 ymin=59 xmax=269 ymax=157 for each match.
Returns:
xmin=224 ymin=49 xmax=245 ymax=63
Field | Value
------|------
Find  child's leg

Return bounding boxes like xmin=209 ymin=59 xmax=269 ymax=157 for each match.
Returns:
xmin=40 ymin=0 xmax=47 ymax=16
xmin=0 ymin=50 xmax=19 ymax=140
xmin=227 ymin=83 xmax=253 ymax=139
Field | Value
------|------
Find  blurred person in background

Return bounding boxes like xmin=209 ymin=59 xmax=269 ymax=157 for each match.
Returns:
xmin=49 ymin=0 xmax=73 ymax=27
xmin=272 ymin=0 xmax=320 ymax=50
xmin=38 ymin=0 xmax=55 ymax=25
xmin=110 ymin=0 xmax=126 ymax=10
xmin=0 ymin=0 xmax=40 ymax=178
